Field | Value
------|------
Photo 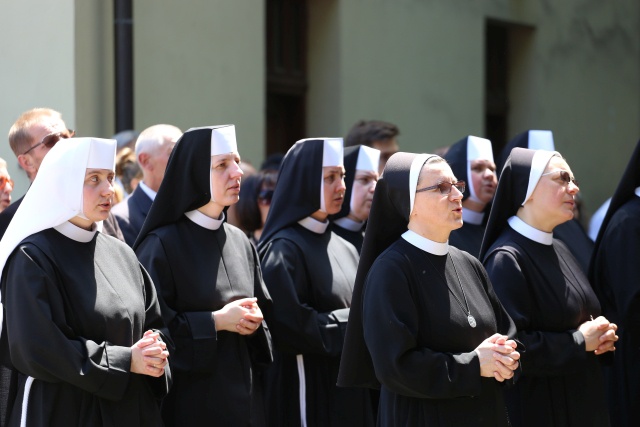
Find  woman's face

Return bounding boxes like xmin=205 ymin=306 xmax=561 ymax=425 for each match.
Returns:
xmin=322 ymin=165 xmax=347 ymax=215
xmin=410 ymin=161 xmax=464 ymax=242
xmin=0 ymin=167 xmax=14 ymax=211
xmin=525 ymin=156 xmax=579 ymax=229
xmin=82 ymin=168 xmax=115 ymax=224
xmin=470 ymin=159 xmax=497 ymax=204
xmin=210 ymin=152 xmax=244 ymax=210
xmin=349 ymin=169 xmax=378 ymax=222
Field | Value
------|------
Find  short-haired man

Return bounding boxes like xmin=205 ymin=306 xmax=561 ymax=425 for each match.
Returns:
xmin=344 ymin=119 xmax=400 ymax=174
xmin=112 ymin=124 xmax=182 ymax=246
xmin=0 ymin=108 xmax=124 ymax=241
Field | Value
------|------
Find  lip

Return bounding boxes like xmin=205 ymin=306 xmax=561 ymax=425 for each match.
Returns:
xmin=564 ymin=200 xmax=575 ymax=207
xmin=452 ymin=206 xmax=463 ymax=213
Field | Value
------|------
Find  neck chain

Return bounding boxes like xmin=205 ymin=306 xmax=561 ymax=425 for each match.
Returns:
xmin=425 ymin=252 xmax=477 ymax=328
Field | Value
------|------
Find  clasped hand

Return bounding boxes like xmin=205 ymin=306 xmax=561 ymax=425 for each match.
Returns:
xmin=213 ymin=297 xmax=264 ymax=335
xmin=130 ymin=330 xmax=169 ymax=377
xmin=475 ymin=333 xmax=520 ymax=382
xmin=578 ymin=315 xmax=618 ymax=355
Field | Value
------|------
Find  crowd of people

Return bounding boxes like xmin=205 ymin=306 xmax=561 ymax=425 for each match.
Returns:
xmin=0 ymin=107 xmax=636 ymax=426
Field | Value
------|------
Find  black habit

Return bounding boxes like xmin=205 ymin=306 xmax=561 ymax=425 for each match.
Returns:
xmin=258 ymin=139 xmax=374 ymax=427
xmin=481 ymin=147 xmax=609 ymax=427
xmin=589 ymin=139 xmax=640 ymax=427
xmin=136 ymin=217 xmax=272 ymax=426
xmin=1 ymin=229 xmax=169 ymax=427
xmin=339 ymin=152 xmax=518 ymax=427
xmin=134 ymin=126 xmax=273 ymax=426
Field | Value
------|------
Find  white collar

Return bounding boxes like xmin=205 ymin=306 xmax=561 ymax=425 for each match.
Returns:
xmin=402 ymin=229 xmax=449 ymax=255
xmin=462 ymin=208 xmax=484 ymax=225
xmin=333 ymin=217 xmax=364 ymax=232
xmin=138 ymin=181 xmax=157 ymax=201
xmin=635 ymin=186 xmax=640 ymax=198
xmin=54 ymin=221 xmax=98 ymax=243
xmin=298 ymin=216 xmax=329 ymax=234
xmin=508 ymin=216 xmax=553 ymax=245
xmin=185 ymin=209 xmax=224 ymax=230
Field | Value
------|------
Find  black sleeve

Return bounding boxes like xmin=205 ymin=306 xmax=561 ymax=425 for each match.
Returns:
xmin=484 ymin=249 xmax=588 ymax=376
xmin=246 ymin=243 xmax=274 ymax=368
xmin=3 ymin=246 xmax=132 ymax=401
xmin=362 ymin=257 xmax=482 ymax=399
xmin=260 ymin=239 xmax=350 ymax=357
xmin=138 ymin=264 xmax=172 ymax=398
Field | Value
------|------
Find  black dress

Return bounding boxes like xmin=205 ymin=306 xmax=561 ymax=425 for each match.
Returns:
xmin=1 ymin=229 xmax=169 ymax=427
xmin=259 ymin=224 xmax=374 ymax=427
xmin=589 ymin=196 xmax=640 ymax=427
xmin=136 ymin=216 xmax=272 ymax=426
xmin=484 ymin=227 xmax=609 ymax=427
xmin=363 ymin=238 xmax=515 ymax=426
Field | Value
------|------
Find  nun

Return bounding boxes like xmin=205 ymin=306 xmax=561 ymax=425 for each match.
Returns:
xmin=330 ymin=145 xmax=380 ymax=252
xmin=443 ymin=136 xmax=497 ymax=257
xmin=480 ymin=147 xmax=617 ymax=426
xmin=134 ymin=126 xmax=273 ymax=426
xmin=0 ymin=137 xmax=170 ymax=427
xmin=589 ymin=140 xmax=640 ymax=427
xmin=258 ymin=138 xmax=374 ymax=426
xmin=498 ymin=130 xmax=593 ymax=272
xmin=338 ymin=152 xmax=520 ymax=426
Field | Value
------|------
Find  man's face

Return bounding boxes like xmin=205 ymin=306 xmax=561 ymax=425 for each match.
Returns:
xmin=372 ymin=138 xmax=399 ymax=175
xmin=22 ymin=119 xmax=68 ymax=179
xmin=149 ymin=139 xmax=176 ymax=184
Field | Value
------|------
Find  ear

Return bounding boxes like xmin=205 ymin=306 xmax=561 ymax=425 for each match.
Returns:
xmin=138 ymin=152 xmax=152 ymax=170
xmin=17 ymin=154 xmax=35 ymax=174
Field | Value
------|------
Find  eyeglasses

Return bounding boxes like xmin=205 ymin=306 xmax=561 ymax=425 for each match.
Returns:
xmin=258 ymin=189 xmax=274 ymax=206
xmin=416 ymin=180 xmax=466 ymax=195
xmin=0 ymin=176 xmax=14 ymax=191
xmin=22 ymin=129 xmax=75 ymax=156
xmin=541 ymin=170 xmax=579 ymax=186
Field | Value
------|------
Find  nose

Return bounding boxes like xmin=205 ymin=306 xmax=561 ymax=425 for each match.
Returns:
xmin=369 ymin=180 xmax=377 ymax=193
xmin=567 ymin=181 xmax=579 ymax=195
xmin=337 ymin=176 xmax=347 ymax=193
xmin=5 ymin=182 xmax=13 ymax=193
xmin=449 ymin=185 xmax=463 ymax=201
xmin=231 ymin=162 xmax=244 ymax=179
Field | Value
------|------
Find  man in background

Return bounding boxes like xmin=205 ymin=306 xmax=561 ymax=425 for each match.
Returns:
xmin=344 ymin=119 xmax=400 ymax=174
xmin=112 ymin=124 xmax=182 ymax=246
xmin=0 ymin=108 xmax=124 ymax=241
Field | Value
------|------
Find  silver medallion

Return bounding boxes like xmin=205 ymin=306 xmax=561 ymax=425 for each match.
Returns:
xmin=467 ymin=315 xmax=477 ymax=328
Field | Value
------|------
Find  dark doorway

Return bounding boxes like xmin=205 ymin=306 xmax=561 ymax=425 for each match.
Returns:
xmin=266 ymin=0 xmax=308 ymax=156
xmin=484 ymin=21 xmax=509 ymax=158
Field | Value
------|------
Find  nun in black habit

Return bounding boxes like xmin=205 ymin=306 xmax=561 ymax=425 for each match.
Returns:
xmin=134 ymin=126 xmax=273 ymax=426
xmin=443 ymin=136 xmax=497 ymax=258
xmin=481 ymin=147 xmax=617 ymax=427
xmin=338 ymin=152 xmax=521 ymax=427
xmin=330 ymin=145 xmax=380 ymax=253
xmin=0 ymin=137 xmax=170 ymax=427
xmin=589 ymin=139 xmax=640 ymax=427
xmin=258 ymin=138 xmax=375 ymax=427
xmin=498 ymin=130 xmax=594 ymax=273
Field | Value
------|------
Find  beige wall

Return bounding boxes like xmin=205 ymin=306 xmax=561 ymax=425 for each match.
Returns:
xmin=306 ymin=0 xmax=640 ymax=216
xmin=134 ymin=0 xmax=265 ymax=167
xmin=0 ymin=0 xmax=76 ymax=197
xmin=2 ymin=0 xmax=638 ymax=218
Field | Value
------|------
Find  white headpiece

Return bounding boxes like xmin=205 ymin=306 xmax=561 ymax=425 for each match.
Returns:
xmin=318 ymin=138 xmax=344 ymax=212
xmin=409 ymin=153 xmax=437 ymax=214
xmin=522 ymin=149 xmax=560 ymax=205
